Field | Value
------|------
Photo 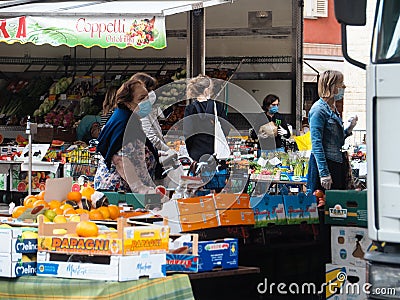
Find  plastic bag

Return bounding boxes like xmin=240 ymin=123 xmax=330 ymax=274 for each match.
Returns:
xmin=214 ymin=102 xmax=230 ymax=159
xmin=294 ymin=131 xmax=312 ymax=151
xmin=258 ymin=121 xmax=277 ymax=138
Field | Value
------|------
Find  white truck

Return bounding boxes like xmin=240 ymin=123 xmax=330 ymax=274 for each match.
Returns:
xmin=335 ymin=0 xmax=400 ymax=298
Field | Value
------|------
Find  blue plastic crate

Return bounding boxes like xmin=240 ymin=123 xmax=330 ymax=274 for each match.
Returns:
xmin=201 ymin=169 xmax=229 ymax=190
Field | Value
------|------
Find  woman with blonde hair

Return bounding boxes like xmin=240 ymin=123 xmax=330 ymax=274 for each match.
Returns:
xmin=183 ymin=75 xmax=229 ymax=162
xmin=307 ymin=70 xmax=358 ymax=192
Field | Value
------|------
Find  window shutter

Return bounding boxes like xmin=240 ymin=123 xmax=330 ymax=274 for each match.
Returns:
xmin=314 ymin=0 xmax=328 ymax=17
xmin=303 ymin=0 xmax=315 ymax=18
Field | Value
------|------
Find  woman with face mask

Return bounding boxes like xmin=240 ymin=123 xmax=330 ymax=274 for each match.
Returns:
xmin=94 ymin=78 xmax=160 ymax=194
xmin=131 ymin=73 xmax=170 ymax=153
xmin=130 ymin=72 xmax=172 ymax=184
xmin=307 ymin=70 xmax=358 ymax=193
xmin=251 ymin=94 xmax=291 ymax=156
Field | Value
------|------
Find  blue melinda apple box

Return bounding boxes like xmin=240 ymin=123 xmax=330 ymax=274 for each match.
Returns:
xmin=185 ymin=238 xmax=239 ymax=272
xmin=250 ymin=194 xmax=287 ymax=227
xmin=283 ymin=193 xmax=319 ymax=224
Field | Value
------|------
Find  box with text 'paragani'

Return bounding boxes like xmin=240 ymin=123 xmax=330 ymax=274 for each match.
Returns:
xmin=36 ymin=251 xmax=166 ymax=281
xmin=38 ymin=216 xmax=169 ymax=256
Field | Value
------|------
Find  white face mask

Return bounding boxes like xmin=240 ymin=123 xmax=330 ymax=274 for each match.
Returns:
xmin=148 ymin=91 xmax=157 ymax=105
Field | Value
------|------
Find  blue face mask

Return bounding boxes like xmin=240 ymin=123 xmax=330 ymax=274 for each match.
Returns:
xmin=334 ymin=88 xmax=345 ymax=101
xmin=137 ymin=99 xmax=153 ymax=118
xmin=269 ymin=106 xmax=279 ymax=114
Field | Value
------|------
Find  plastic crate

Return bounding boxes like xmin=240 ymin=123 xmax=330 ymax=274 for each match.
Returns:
xmin=103 ymin=192 xmax=161 ymax=209
xmin=201 ymin=169 xmax=229 ymax=190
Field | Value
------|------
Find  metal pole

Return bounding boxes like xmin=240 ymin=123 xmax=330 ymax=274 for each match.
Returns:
xmin=187 ymin=8 xmax=205 ymax=78
xmin=292 ymin=0 xmax=304 ymax=134
xmin=26 ymin=115 xmax=32 ymax=195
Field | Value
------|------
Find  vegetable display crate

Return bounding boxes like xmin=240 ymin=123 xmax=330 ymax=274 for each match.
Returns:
xmin=103 ymin=192 xmax=161 ymax=209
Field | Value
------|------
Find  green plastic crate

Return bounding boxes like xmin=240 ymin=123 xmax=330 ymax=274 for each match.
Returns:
xmin=103 ymin=192 xmax=160 ymax=209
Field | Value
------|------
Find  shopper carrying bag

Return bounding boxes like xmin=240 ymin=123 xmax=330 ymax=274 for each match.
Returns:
xmin=214 ymin=101 xmax=230 ymax=160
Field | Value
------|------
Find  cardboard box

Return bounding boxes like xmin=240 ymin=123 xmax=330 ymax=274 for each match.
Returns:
xmin=176 ymin=195 xmax=216 ymax=215
xmin=123 ymin=222 xmax=169 ymax=255
xmin=38 ymin=216 xmax=169 ymax=256
xmin=179 ymin=211 xmax=219 ymax=232
xmin=0 ymin=253 xmax=37 ymax=277
xmin=325 ymin=190 xmax=367 ymax=227
xmin=36 ymin=251 xmax=166 ymax=281
xmin=283 ymin=193 xmax=319 ymax=224
xmin=162 ymin=198 xmax=219 ymax=234
xmin=0 ymin=227 xmax=38 ymax=254
xmin=250 ymin=195 xmax=287 ymax=227
xmin=213 ymin=193 xmax=250 ymax=209
xmin=166 ymin=234 xmax=199 ymax=273
xmin=217 ymin=209 xmax=255 ymax=226
xmin=331 ymin=227 xmax=373 ymax=268
xmin=325 ymin=264 xmax=367 ymax=300
xmin=185 ymin=238 xmax=239 ymax=272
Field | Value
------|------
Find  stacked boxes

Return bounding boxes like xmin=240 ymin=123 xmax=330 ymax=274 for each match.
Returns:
xmin=250 ymin=193 xmax=318 ymax=227
xmin=166 ymin=234 xmax=240 ymax=273
xmin=0 ymin=227 xmax=38 ymax=278
xmin=166 ymin=234 xmax=199 ymax=273
xmin=325 ymin=190 xmax=370 ymax=299
xmin=185 ymin=238 xmax=239 ymax=272
xmin=283 ymin=194 xmax=319 ymax=225
xmin=214 ymin=194 xmax=255 ymax=227
xmin=325 ymin=190 xmax=368 ymax=227
xmin=162 ymin=194 xmax=254 ymax=234
xmin=250 ymin=194 xmax=287 ymax=227
xmin=36 ymin=216 xmax=168 ymax=281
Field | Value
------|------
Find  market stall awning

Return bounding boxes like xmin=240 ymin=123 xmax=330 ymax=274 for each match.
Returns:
xmin=0 ymin=0 xmax=231 ymax=49
xmin=303 ymin=57 xmax=344 ymax=82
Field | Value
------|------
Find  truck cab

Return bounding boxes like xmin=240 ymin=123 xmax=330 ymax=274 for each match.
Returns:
xmin=335 ymin=0 xmax=400 ymax=297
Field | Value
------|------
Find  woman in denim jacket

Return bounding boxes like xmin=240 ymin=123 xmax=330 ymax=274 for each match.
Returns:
xmin=307 ymin=70 xmax=358 ymax=192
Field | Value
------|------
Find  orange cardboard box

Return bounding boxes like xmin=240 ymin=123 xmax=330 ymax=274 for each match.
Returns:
xmin=38 ymin=216 xmax=169 ymax=256
xmin=217 ymin=209 xmax=255 ymax=226
xmin=176 ymin=196 xmax=216 ymax=215
xmin=213 ymin=193 xmax=250 ymax=210
xmin=179 ymin=212 xmax=219 ymax=232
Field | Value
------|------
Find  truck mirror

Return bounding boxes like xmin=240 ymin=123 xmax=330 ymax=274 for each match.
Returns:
xmin=334 ymin=0 xmax=367 ymax=26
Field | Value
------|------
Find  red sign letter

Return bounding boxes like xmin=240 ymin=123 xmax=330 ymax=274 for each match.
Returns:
xmin=16 ymin=16 xmax=26 ymax=38
xmin=0 ymin=20 xmax=10 ymax=38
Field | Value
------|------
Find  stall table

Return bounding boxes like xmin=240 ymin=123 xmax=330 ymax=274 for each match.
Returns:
xmin=0 ymin=274 xmax=195 ymax=300
xmin=189 ymin=266 xmax=260 ymax=280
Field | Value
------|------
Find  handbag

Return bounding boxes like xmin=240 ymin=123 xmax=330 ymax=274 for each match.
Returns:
xmin=213 ymin=101 xmax=230 ymax=160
